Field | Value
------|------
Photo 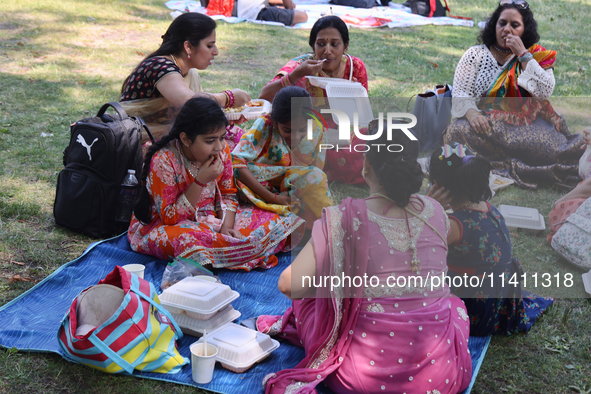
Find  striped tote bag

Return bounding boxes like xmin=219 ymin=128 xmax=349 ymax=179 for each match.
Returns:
xmin=58 ymin=266 xmax=189 ymax=374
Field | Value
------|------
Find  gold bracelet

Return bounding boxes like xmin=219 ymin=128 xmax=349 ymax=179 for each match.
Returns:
xmin=466 ymin=111 xmax=480 ymax=123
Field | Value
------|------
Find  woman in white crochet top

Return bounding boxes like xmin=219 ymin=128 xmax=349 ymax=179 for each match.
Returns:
xmin=444 ymin=0 xmax=583 ymax=189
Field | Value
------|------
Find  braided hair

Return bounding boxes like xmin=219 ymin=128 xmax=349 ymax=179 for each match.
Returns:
xmin=365 ymin=120 xmax=423 ymax=207
xmin=428 ymin=145 xmax=492 ymax=203
xmin=133 ymin=97 xmax=228 ymax=224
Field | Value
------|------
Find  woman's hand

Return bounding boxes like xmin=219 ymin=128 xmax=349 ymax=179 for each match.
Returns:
xmin=427 ymin=183 xmax=453 ymax=210
xmin=229 ymin=115 xmax=248 ymax=126
xmin=220 ymin=226 xmax=244 ymax=239
xmin=272 ymin=194 xmax=299 ymax=206
xmin=467 ymin=112 xmax=490 ymax=134
xmin=292 ymin=59 xmax=325 ymax=80
xmin=196 ymin=154 xmax=224 ymax=184
xmin=504 ymin=34 xmax=527 ymax=58
xmin=283 ymin=0 xmax=296 ymax=9
xmin=230 ymin=89 xmax=251 ymax=107
xmin=581 ymin=129 xmax=591 ymax=149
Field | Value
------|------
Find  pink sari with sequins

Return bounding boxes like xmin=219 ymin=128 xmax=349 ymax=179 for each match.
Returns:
xmin=258 ymin=196 xmax=472 ymax=393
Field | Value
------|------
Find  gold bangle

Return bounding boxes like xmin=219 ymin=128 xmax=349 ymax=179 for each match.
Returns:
xmin=466 ymin=112 xmax=480 ymax=122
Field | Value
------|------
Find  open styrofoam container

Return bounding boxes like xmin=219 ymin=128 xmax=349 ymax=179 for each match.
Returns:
xmin=305 ymin=76 xmax=361 ymax=89
xmin=195 ymin=323 xmax=279 ymax=373
xmin=489 ymin=174 xmax=514 ymax=192
xmin=498 ymin=205 xmax=546 ymax=234
xmin=582 ymin=270 xmax=591 ymax=296
xmin=223 ymin=99 xmax=271 ymax=121
xmin=159 ymin=277 xmax=239 ymax=320
xmin=170 ymin=305 xmax=241 ymax=337
xmin=325 ymin=83 xmax=373 ymax=127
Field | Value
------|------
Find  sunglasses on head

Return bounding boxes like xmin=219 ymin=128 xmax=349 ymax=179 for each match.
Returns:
xmin=499 ymin=0 xmax=529 ymax=9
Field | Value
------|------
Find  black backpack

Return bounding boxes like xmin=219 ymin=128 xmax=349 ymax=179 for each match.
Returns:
xmin=54 ymin=102 xmax=154 ymax=238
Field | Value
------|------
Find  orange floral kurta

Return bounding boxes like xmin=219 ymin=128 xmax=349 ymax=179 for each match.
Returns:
xmin=128 ymin=140 xmax=303 ymax=271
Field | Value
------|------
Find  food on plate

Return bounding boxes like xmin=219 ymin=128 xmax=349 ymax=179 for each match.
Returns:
xmin=246 ymin=100 xmax=264 ymax=107
xmin=223 ymin=106 xmax=245 ymax=113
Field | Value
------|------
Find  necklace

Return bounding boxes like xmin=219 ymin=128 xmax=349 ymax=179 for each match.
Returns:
xmin=366 ymin=193 xmax=421 ymax=273
xmin=455 ymin=201 xmax=484 ymax=211
xmin=170 ymin=53 xmax=179 ymax=66
xmin=493 ymin=44 xmax=512 ymax=54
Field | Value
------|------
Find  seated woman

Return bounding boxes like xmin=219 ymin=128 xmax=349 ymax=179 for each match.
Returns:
xmin=428 ymin=144 xmax=553 ymax=336
xmin=232 ymin=86 xmax=332 ymax=228
xmin=128 ymin=97 xmax=303 ymax=271
xmin=257 ymin=124 xmax=472 ymax=394
xmin=259 ymin=15 xmax=369 ymax=185
xmin=120 ymin=12 xmax=249 ymax=147
xmin=444 ymin=1 xmax=583 ymax=189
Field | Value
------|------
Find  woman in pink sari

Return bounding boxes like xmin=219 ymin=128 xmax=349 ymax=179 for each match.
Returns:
xmin=257 ymin=122 xmax=472 ymax=394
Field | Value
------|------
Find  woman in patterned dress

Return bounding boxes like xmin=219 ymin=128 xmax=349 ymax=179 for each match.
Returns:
xmin=119 ymin=12 xmax=249 ymax=146
xmin=259 ymin=15 xmax=369 ymax=185
xmin=128 ymin=97 xmax=303 ymax=271
xmin=428 ymin=144 xmax=553 ymax=336
xmin=256 ymin=122 xmax=472 ymax=394
xmin=444 ymin=1 xmax=583 ymax=189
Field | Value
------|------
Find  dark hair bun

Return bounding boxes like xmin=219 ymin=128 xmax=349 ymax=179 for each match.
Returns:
xmin=366 ymin=120 xmax=423 ymax=207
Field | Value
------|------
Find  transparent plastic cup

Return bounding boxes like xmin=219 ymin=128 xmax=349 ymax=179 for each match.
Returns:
xmin=122 ymin=264 xmax=145 ymax=279
xmin=190 ymin=343 xmax=218 ymax=384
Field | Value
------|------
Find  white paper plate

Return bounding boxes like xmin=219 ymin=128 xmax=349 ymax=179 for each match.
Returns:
xmin=489 ymin=174 xmax=514 ymax=192
xmin=305 ymin=76 xmax=361 ymax=89
xmin=325 ymin=83 xmax=373 ymax=127
xmin=223 ymin=99 xmax=271 ymax=121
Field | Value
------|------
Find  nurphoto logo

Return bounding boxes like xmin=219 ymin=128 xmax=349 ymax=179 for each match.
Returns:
xmin=305 ymin=108 xmax=418 ymax=152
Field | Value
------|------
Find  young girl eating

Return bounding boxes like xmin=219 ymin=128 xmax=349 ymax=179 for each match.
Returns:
xmin=128 ymin=97 xmax=303 ymax=271
xmin=428 ymin=144 xmax=553 ymax=336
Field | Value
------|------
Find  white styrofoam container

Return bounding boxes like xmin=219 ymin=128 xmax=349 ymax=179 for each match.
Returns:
xmin=325 ymin=83 xmax=373 ymax=127
xmin=305 ymin=75 xmax=361 ymax=89
xmin=171 ymin=305 xmax=241 ymax=337
xmin=489 ymin=174 xmax=514 ymax=192
xmin=195 ymin=323 xmax=279 ymax=373
xmin=159 ymin=277 xmax=239 ymax=320
xmin=582 ymin=270 xmax=591 ymax=296
xmin=498 ymin=205 xmax=546 ymax=233
xmin=223 ymin=99 xmax=271 ymax=121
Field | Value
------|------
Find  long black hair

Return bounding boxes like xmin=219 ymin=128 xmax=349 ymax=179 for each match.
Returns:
xmin=271 ymin=86 xmax=312 ymax=124
xmin=479 ymin=4 xmax=540 ymax=48
xmin=134 ymin=97 xmax=228 ymax=224
xmin=428 ymin=145 xmax=492 ymax=203
xmin=121 ymin=13 xmax=217 ymax=93
xmin=308 ymin=15 xmax=350 ymax=50
xmin=365 ymin=120 xmax=423 ymax=207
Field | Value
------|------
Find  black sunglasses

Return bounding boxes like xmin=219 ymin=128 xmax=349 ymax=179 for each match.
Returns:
xmin=499 ymin=0 xmax=529 ymax=9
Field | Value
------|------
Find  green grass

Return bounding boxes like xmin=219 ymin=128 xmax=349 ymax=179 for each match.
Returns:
xmin=2 ymin=0 xmax=591 ymax=392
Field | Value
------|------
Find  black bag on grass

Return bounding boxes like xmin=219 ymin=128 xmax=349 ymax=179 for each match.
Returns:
xmin=403 ymin=0 xmax=446 ymax=17
xmin=54 ymin=102 xmax=154 ymax=238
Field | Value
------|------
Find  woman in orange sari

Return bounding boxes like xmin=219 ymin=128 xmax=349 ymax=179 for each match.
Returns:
xmin=444 ymin=0 xmax=584 ymax=189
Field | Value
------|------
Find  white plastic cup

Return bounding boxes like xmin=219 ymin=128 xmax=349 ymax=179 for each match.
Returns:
xmin=194 ymin=275 xmax=217 ymax=283
xmin=122 ymin=264 xmax=145 ymax=279
xmin=190 ymin=342 xmax=218 ymax=384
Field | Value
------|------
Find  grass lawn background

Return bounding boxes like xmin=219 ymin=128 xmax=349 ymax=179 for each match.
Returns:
xmin=1 ymin=0 xmax=591 ymax=392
